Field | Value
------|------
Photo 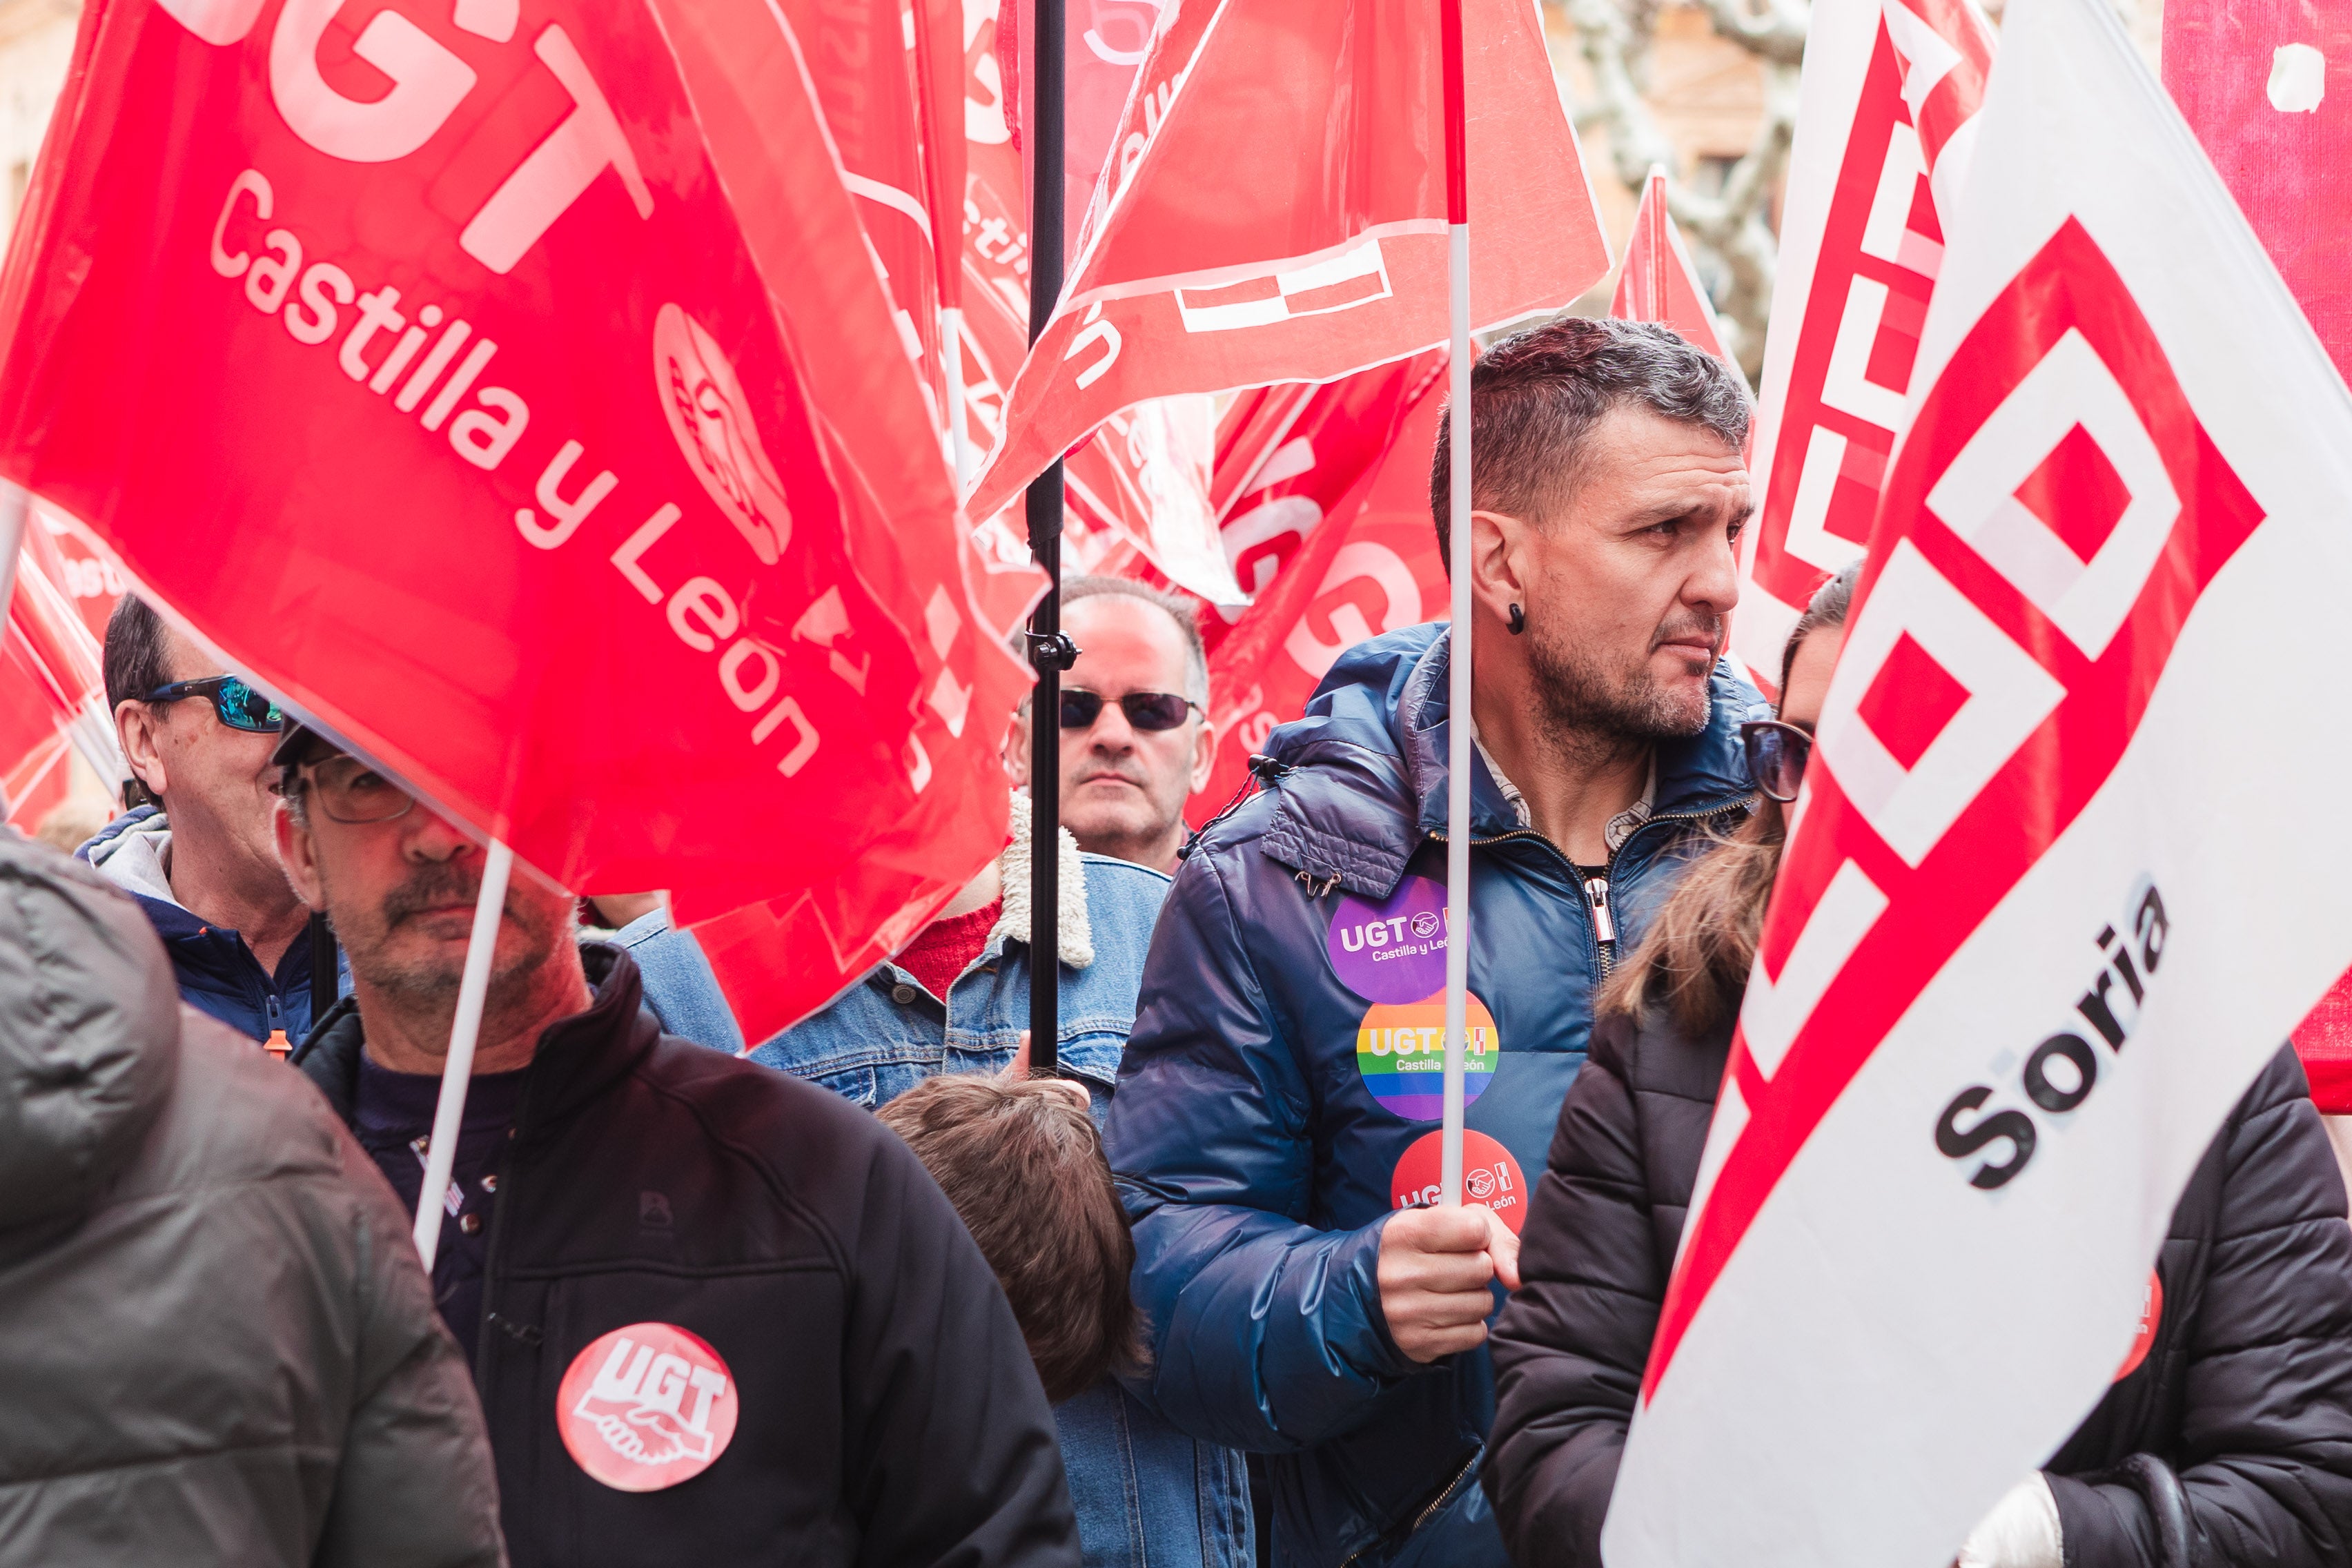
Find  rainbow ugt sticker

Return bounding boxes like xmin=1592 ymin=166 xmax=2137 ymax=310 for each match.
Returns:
xmin=1356 ymin=991 xmax=1500 ymax=1119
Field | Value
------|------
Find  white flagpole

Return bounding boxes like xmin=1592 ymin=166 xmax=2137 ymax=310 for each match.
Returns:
xmin=1440 ymin=0 xmax=1472 ymax=1208
xmin=411 ymin=838 xmax=514 ymax=1268
xmin=943 ymin=306 xmax=976 ymax=489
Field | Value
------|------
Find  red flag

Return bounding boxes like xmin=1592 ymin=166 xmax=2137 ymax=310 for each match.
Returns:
xmin=1610 ymin=166 xmax=1735 ymax=367
xmin=965 ymin=0 xmax=1609 ymax=526
xmin=1729 ymin=0 xmax=1995 ymax=695
xmin=2 ymin=545 xmax=120 ymax=825
xmin=1145 ymin=352 xmax=1449 ymax=826
xmin=0 ymin=0 xmax=1032 ymax=1040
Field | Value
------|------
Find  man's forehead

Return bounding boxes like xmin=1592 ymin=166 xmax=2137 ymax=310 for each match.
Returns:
xmin=159 ymin=623 xmax=228 ymax=684
xmin=1066 ymin=596 xmax=1193 ymax=678
xmin=1582 ymin=410 xmax=1748 ymax=510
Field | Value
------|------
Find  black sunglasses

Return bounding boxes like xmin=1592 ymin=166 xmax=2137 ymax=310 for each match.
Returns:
xmin=1741 ymin=719 xmax=1814 ymax=803
xmin=1060 ymin=688 xmax=1200 ymax=733
xmin=143 ymin=675 xmax=284 ymax=734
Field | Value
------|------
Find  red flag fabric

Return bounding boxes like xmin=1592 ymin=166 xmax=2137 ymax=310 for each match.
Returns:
xmin=1610 ymin=166 xmax=1735 ymax=366
xmin=2 ymin=546 xmax=119 ymax=825
xmin=1146 ymin=351 xmax=1449 ymax=827
xmin=1606 ymin=0 xmax=2352 ymax=1554
xmin=0 ymin=0 xmax=1032 ymax=1041
xmin=964 ymin=0 xmax=1609 ymax=527
xmin=2164 ymin=0 xmax=2352 ymax=384
xmin=1729 ymin=0 xmax=1995 ymax=695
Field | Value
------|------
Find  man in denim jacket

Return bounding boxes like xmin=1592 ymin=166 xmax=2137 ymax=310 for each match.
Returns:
xmin=631 ymin=581 xmax=1250 ymax=1568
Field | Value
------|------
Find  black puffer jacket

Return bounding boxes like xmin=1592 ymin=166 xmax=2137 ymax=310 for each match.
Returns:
xmin=295 ymin=946 xmax=1079 ymax=1568
xmin=1484 ymin=1012 xmax=2352 ymax=1568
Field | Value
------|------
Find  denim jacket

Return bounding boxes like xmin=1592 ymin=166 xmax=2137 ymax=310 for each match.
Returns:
xmin=627 ymin=812 xmax=1252 ymax=1568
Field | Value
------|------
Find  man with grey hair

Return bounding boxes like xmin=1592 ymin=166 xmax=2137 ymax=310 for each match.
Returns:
xmin=1010 ymin=574 xmax=1217 ymax=874
xmin=1104 ymin=317 xmax=1762 ymax=1568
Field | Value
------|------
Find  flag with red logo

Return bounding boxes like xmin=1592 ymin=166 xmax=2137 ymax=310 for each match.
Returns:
xmin=1606 ymin=0 xmax=2352 ymax=1557
xmin=0 ymin=0 xmax=1034 ymax=1041
xmin=963 ymin=0 xmax=1608 ymax=528
xmin=1611 ymin=167 xmax=1735 ymax=368
xmin=1729 ymin=0 xmax=1994 ymax=695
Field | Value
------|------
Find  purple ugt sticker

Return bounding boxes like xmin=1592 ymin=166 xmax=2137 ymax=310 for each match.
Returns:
xmin=1326 ymin=874 xmax=1453 ymax=1003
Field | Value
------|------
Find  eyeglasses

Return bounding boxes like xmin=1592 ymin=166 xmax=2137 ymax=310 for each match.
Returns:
xmin=300 ymin=754 xmax=417 ymax=825
xmin=1060 ymin=688 xmax=1200 ymax=733
xmin=1740 ymin=719 xmax=1814 ymax=803
xmin=143 ymin=675 xmax=283 ymax=734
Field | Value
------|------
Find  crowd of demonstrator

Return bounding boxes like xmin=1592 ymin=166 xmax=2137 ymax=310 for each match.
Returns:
xmin=3 ymin=318 xmax=2349 ymax=1568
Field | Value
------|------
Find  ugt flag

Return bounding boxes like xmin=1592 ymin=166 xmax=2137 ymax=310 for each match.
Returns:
xmin=0 ymin=0 xmax=1032 ymax=1039
xmin=963 ymin=0 xmax=1609 ymax=526
xmin=1605 ymin=0 xmax=2352 ymax=1558
xmin=1610 ymin=166 xmax=1735 ymax=369
xmin=1729 ymin=0 xmax=1994 ymax=694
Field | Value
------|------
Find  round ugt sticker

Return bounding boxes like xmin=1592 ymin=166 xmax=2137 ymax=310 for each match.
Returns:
xmin=1327 ymin=874 xmax=1452 ymax=1003
xmin=2112 ymin=1269 xmax=2163 ymax=1382
xmin=558 ymin=1322 xmax=739 ymax=1492
xmin=1391 ymin=1128 xmax=1528 ymax=1235
xmin=1357 ymin=992 xmax=1500 ymax=1119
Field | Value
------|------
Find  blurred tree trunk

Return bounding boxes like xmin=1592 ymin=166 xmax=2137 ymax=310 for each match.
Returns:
xmin=1551 ymin=0 xmax=1801 ymax=382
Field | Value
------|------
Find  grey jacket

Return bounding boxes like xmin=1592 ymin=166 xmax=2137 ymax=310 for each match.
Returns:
xmin=0 ymin=835 xmax=504 ymax=1567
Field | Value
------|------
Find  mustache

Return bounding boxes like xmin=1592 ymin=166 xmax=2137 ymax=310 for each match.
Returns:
xmin=1077 ymin=752 xmax=1151 ymax=787
xmin=382 ymin=861 xmax=491 ymax=927
xmin=1652 ymin=612 xmax=1726 ymax=656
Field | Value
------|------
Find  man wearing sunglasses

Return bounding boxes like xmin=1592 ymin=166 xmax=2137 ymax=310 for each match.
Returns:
xmin=80 ymin=596 xmax=344 ymax=1050
xmin=269 ymin=725 xmax=1083 ymax=1568
xmin=1010 ymin=576 xmax=1219 ymax=874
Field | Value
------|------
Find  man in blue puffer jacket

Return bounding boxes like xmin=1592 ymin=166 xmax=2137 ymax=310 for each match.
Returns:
xmin=1104 ymin=318 xmax=1760 ymax=1568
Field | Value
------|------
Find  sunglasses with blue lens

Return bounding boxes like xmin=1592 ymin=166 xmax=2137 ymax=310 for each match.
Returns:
xmin=143 ymin=675 xmax=284 ymax=735
xmin=1739 ymin=718 xmax=1814 ymax=803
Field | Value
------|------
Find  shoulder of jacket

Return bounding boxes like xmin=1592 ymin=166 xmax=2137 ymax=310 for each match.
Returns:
xmin=1079 ymin=850 xmax=1173 ymax=899
xmin=629 ymin=1037 xmax=916 ymax=1205
xmin=124 ymin=1015 xmax=351 ymax=1199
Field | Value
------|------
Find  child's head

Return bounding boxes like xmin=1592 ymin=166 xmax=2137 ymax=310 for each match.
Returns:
xmin=878 ymin=1074 xmax=1146 ymax=1404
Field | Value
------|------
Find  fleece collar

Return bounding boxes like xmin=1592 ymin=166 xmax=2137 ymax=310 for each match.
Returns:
xmin=988 ymin=790 xmax=1093 ymax=970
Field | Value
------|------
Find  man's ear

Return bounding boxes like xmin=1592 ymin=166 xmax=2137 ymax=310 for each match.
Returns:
xmin=115 ymin=700 xmax=168 ymax=798
xmin=1188 ymin=714 xmax=1219 ymax=795
xmin=1004 ymin=703 xmax=1031 ymax=787
xmin=1467 ymin=509 xmax=1533 ymax=631
xmin=272 ymin=797 xmax=326 ymax=910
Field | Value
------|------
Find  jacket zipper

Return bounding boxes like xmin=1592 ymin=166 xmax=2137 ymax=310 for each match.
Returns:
xmin=472 ymin=1070 xmax=538 ymax=1388
xmin=1339 ymin=1449 xmax=1482 ymax=1568
xmin=1433 ymin=798 xmax=1748 ymax=983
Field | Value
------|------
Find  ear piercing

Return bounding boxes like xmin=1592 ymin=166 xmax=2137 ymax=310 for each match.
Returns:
xmin=1507 ymin=604 xmax=1525 ymax=636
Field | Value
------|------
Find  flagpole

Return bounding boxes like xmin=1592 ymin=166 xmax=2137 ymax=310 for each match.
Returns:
xmin=1440 ymin=0 xmax=1473 ymax=1208
xmin=411 ymin=837 xmax=513 ymax=1268
xmin=944 ymin=308 xmax=974 ymax=487
xmin=1025 ymin=0 xmax=1070 ymax=1077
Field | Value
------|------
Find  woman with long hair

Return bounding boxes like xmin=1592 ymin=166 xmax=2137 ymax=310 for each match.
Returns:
xmin=1480 ymin=563 xmax=2352 ymax=1568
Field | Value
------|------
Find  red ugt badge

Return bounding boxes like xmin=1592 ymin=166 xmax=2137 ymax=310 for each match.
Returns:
xmin=558 ymin=1322 xmax=739 ymax=1492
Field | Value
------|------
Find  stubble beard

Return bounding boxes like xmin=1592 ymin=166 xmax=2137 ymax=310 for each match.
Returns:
xmin=328 ymin=859 xmax=565 ymax=1020
xmin=1525 ymin=616 xmax=1720 ymax=767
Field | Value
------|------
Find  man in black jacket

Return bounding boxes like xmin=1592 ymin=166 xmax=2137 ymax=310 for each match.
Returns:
xmin=271 ymin=725 xmax=1080 ymax=1567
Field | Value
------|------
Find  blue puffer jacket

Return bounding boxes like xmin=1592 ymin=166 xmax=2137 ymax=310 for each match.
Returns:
xmin=79 ymin=805 xmax=348 ymax=1044
xmin=1104 ymin=625 xmax=1756 ymax=1568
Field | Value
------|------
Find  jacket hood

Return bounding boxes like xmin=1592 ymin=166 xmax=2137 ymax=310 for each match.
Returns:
xmin=1252 ymin=624 xmax=1756 ymax=897
xmin=0 ymin=835 xmax=179 ymax=1245
xmin=81 ymin=805 xmax=177 ymax=907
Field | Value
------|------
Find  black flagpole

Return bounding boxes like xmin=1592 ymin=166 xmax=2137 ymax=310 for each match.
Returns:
xmin=1026 ymin=0 xmax=1070 ymax=1076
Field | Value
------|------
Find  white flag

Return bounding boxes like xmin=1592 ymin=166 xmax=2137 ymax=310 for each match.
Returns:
xmin=1605 ymin=0 xmax=2352 ymax=1560
xmin=1728 ymin=0 xmax=1995 ymax=694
